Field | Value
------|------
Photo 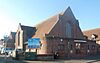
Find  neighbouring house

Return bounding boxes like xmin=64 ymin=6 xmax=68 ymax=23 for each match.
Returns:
xmin=0 ymin=39 xmax=4 ymax=52
xmin=5 ymin=32 xmax=16 ymax=49
xmin=83 ymin=28 xmax=100 ymax=54
xmin=83 ymin=28 xmax=100 ymax=44
xmin=0 ymin=39 xmax=4 ymax=47
xmin=15 ymin=23 xmax=36 ymax=51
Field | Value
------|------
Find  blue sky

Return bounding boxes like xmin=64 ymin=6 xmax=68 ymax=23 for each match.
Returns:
xmin=0 ymin=0 xmax=100 ymax=39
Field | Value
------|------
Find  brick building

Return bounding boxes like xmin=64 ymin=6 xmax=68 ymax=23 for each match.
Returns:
xmin=31 ymin=7 xmax=97 ymax=58
xmin=83 ymin=28 xmax=100 ymax=54
xmin=83 ymin=28 xmax=100 ymax=44
xmin=15 ymin=23 xmax=36 ymax=50
xmin=0 ymin=39 xmax=4 ymax=51
xmin=6 ymin=32 xmax=16 ymax=49
xmin=15 ymin=7 xmax=98 ymax=59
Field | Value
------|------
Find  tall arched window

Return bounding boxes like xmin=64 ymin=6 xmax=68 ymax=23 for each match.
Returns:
xmin=18 ymin=32 xmax=20 ymax=46
xmin=66 ymin=23 xmax=72 ymax=38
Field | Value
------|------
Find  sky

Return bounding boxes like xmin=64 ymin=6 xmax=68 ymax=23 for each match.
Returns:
xmin=0 ymin=0 xmax=100 ymax=39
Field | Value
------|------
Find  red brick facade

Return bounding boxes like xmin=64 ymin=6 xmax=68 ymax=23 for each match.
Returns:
xmin=15 ymin=7 xmax=98 ymax=59
xmin=32 ymin=7 xmax=98 ymax=59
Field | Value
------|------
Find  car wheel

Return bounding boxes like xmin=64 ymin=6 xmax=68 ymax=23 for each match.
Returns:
xmin=5 ymin=52 xmax=8 ymax=55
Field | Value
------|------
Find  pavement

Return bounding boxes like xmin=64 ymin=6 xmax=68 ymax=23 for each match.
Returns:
xmin=0 ymin=54 xmax=100 ymax=63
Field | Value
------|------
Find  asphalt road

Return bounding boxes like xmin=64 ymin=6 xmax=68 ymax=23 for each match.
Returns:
xmin=0 ymin=55 xmax=25 ymax=63
xmin=0 ymin=54 xmax=100 ymax=63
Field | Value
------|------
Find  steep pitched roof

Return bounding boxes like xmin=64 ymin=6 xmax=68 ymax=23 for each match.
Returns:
xmin=19 ymin=24 xmax=36 ymax=38
xmin=83 ymin=28 xmax=100 ymax=40
xmin=11 ymin=32 xmax=16 ymax=36
xmin=9 ymin=32 xmax=16 ymax=39
xmin=63 ymin=7 xmax=76 ymax=21
xmin=33 ymin=15 xmax=59 ymax=38
xmin=21 ymin=25 xmax=34 ymax=30
xmin=32 ymin=7 xmax=77 ymax=38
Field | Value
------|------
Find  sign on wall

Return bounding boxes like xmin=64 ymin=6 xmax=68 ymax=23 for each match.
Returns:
xmin=28 ymin=38 xmax=40 ymax=49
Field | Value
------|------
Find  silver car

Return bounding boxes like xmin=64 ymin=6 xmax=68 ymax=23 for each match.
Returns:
xmin=1 ymin=48 xmax=14 ymax=55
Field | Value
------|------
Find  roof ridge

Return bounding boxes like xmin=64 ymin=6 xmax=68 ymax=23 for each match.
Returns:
xmin=35 ymin=14 xmax=60 ymax=28
xmin=83 ymin=28 xmax=100 ymax=32
xmin=21 ymin=25 xmax=34 ymax=28
xmin=47 ymin=15 xmax=59 ymax=33
xmin=32 ymin=14 xmax=60 ymax=38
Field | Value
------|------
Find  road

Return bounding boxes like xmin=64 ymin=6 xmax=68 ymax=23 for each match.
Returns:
xmin=0 ymin=55 xmax=26 ymax=63
xmin=0 ymin=54 xmax=100 ymax=63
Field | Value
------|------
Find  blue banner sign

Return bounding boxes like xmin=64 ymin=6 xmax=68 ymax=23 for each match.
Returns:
xmin=28 ymin=38 xmax=40 ymax=48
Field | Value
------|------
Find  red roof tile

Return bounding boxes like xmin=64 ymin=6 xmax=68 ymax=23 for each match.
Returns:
xmin=83 ymin=28 xmax=100 ymax=40
xmin=32 ymin=14 xmax=59 ymax=38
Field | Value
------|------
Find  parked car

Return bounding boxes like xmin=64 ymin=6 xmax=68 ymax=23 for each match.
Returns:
xmin=11 ymin=49 xmax=24 ymax=60
xmin=0 ymin=47 xmax=3 ymax=54
xmin=1 ymin=48 xmax=14 ymax=55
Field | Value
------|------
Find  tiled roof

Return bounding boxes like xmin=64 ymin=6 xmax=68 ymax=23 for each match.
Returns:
xmin=32 ymin=14 xmax=59 ymax=38
xmin=21 ymin=25 xmax=34 ymax=30
xmin=10 ymin=32 xmax=16 ymax=39
xmin=32 ymin=7 xmax=78 ymax=39
xmin=83 ymin=28 xmax=100 ymax=40
xmin=21 ymin=25 xmax=36 ymax=38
